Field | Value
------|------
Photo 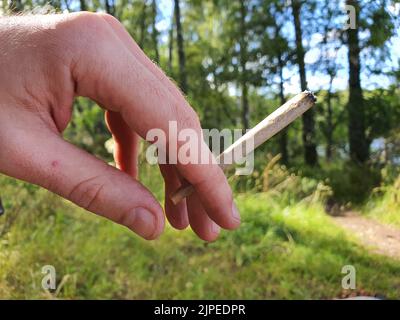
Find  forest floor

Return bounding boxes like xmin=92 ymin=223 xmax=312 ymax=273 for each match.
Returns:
xmin=333 ymin=212 xmax=400 ymax=260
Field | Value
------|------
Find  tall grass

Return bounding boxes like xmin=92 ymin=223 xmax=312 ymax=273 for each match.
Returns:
xmin=1 ymin=160 xmax=400 ymax=299
xmin=364 ymin=174 xmax=400 ymax=227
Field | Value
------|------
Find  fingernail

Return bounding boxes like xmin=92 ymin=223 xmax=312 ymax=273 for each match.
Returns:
xmin=232 ymin=202 xmax=241 ymax=223
xmin=211 ymin=222 xmax=220 ymax=234
xmin=133 ymin=207 xmax=156 ymax=239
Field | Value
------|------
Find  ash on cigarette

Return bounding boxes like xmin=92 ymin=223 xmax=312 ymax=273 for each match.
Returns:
xmin=304 ymin=90 xmax=317 ymax=103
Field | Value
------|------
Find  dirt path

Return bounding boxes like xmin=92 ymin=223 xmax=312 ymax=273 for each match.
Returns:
xmin=333 ymin=212 xmax=400 ymax=260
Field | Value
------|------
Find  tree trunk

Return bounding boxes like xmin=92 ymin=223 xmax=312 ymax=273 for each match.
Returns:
xmin=326 ymin=79 xmax=333 ymax=161
xmin=346 ymin=0 xmax=369 ymax=163
xmin=49 ymin=0 xmax=62 ymax=9
xmin=151 ymin=0 xmax=160 ymax=64
xmin=138 ymin=1 xmax=147 ymax=49
xmin=239 ymin=0 xmax=250 ymax=130
xmin=168 ymin=16 xmax=174 ymax=76
xmin=80 ymin=0 xmax=87 ymax=11
xmin=241 ymin=85 xmax=249 ymax=131
xmin=105 ymin=0 xmax=115 ymax=16
xmin=278 ymin=54 xmax=288 ymax=165
xmin=291 ymin=0 xmax=318 ymax=166
xmin=9 ymin=0 xmax=22 ymax=12
xmin=0 ymin=197 xmax=4 ymax=216
xmin=174 ymin=0 xmax=188 ymax=94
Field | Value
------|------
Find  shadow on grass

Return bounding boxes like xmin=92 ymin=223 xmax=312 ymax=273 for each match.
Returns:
xmin=1 ymin=179 xmax=399 ymax=299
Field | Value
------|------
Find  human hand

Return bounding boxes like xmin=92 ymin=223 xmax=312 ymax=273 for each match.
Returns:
xmin=0 ymin=12 xmax=240 ymax=241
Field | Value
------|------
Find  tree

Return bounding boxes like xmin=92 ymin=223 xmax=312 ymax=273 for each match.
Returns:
xmin=261 ymin=0 xmax=294 ymax=165
xmin=182 ymin=0 xmax=240 ymax=129
xmin=174 ymin=0 xmax=188 ymax=94
xmin=346 ymin=0 xmax=368 ymax=163
xmin=9 ymin=0 xmax=23 ymax=12
xmin=345 ymin=0 xmax=396 ymax=163
xmin=312 ymin=0 xmax=344 ymax=161
xmin=253 ymin=0 xmax=293 ymax=164
xmin=138 ymin=0 xmax=148 ymax=49
xmin=239 ymin=0 xmax=250 ymax=130
xmin=214 ymin=0 xmax=263 ymax=130
xmin=105 ymin=0 xmax=116 ymax=16
xmin=80 ymin=0 xmax=87 ymax=11
xmin=168 ymin=14 xmax=174 ymax=76
xmin=276 ymin=50 xmax=290 ymax=164
xmin=291 ymin=0 xmax=318 ymax=166
xmin=151 ymin=0 xmax=159 ymax=64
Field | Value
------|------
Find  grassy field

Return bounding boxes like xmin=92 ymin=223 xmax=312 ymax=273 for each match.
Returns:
xmin=1 ymin=172 xmax=400 ymax=299
xmin=362 ymin=176 xmax=400 ymax=228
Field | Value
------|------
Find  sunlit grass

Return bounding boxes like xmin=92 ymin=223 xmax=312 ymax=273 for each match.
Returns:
xmin=363 ymin=178 xmax=400 ymax=227
xmin=1 ymin=174 xmax=400 ymax=299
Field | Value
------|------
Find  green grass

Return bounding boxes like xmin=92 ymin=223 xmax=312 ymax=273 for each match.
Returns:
xmin=362 ymin=180 xmax=400 ymax=228
xmin=365 ymin=199 xmax=400 ymax=228
xmin=1 ymin=174 xmax=400 ymax=299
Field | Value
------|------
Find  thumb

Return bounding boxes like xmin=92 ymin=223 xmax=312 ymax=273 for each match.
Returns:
xmin=1 ymin=127 xmax=165 ymax=240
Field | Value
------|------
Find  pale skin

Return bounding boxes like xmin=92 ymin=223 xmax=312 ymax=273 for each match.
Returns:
xmin=0 ymin=12 xmax=240 ymax=242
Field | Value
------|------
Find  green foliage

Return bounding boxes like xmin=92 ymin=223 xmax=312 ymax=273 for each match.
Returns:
xmin=63 ymin=98 xmax=111 ymax=161
xmin=297 ymin=161 xmax=382 ymax=205
xmin=327 ymin=163 xmax=381 ymax=205
xmin=230 ymin=153 xmax=332 ymax=207
xmin=363 ymin=168 xmax=400 ymax=227
xmin=364 ymin=86 xmax=400 ymax=142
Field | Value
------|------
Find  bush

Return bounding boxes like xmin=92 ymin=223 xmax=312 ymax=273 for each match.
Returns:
xmin=230 ymin=154 xmax=332 ymax=206
xmin=364 ymin=174 xmax=400 ymax=226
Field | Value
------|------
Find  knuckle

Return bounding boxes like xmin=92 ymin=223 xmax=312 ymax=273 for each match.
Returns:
xmin=96 ymin=12 xmax=121 ymax=26
xmin=67 ymin=11 xmax=106 ymax=30
xmin=116 ymin=207 xmax=138 ymax=230
xmin=59 ymin=13 xmax=118 ymax=95
xmin=68 ymin=175 xmax=107 ymax=211
xmin=61 ymin=12 xmax=111 ymax=47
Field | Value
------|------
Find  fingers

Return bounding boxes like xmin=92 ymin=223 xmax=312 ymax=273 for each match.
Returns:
xmin=105 ymin=111 xmax=139 ymax=179
xmin=105 ymin=112 xmax=191 ymax=232
xmin=188 ymin=161 xmax=241 ymax=230
xmin=1 ymin=124 xmax=164 ymax=240
xmin=187 ymin=192 xmax=220 ymax=242
xmin=70 ymin=13 xmax=241 ymax=232
xmin=102 ymin=13 xmax=241 ymax=231
xmin=159 ymin=164 xmax=189 ymax=230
